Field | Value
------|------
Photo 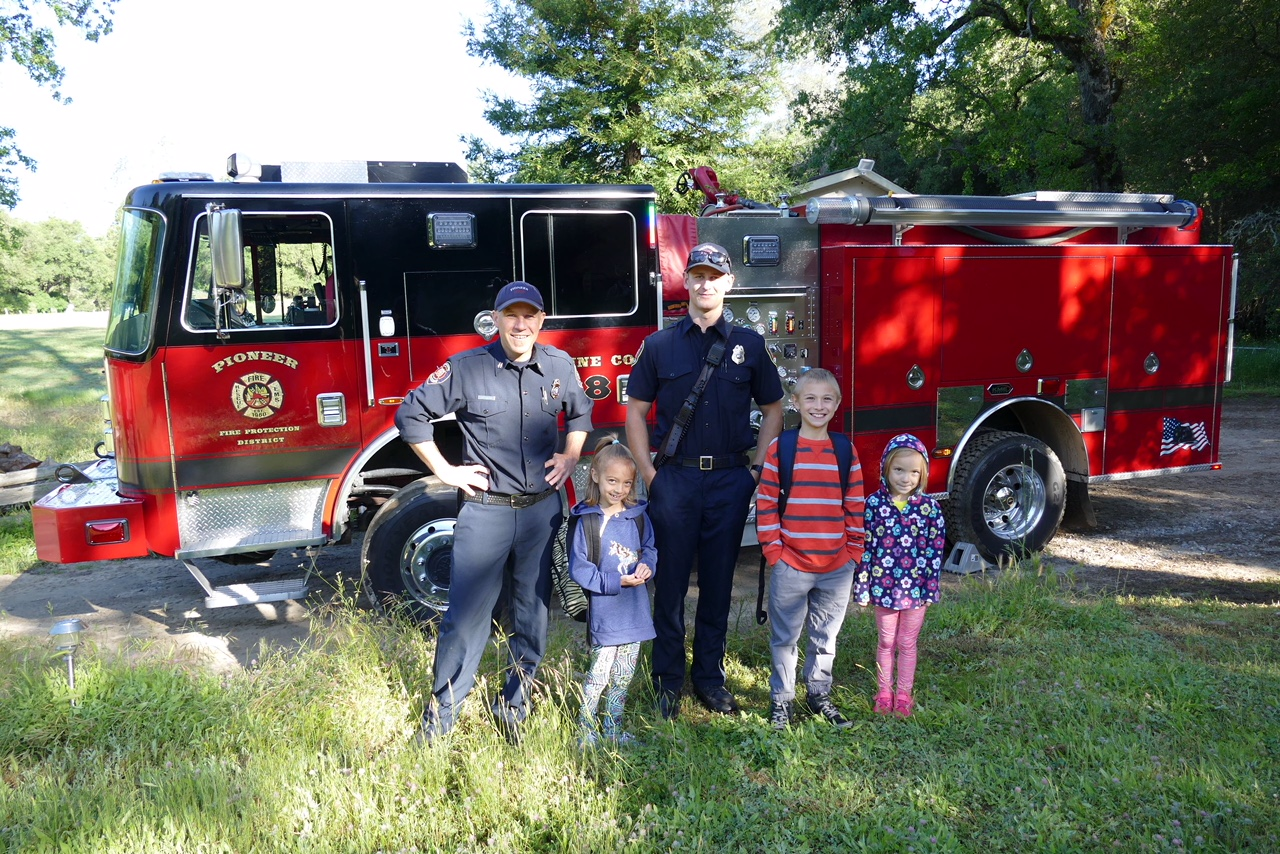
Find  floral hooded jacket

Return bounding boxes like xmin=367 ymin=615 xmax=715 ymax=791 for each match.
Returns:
xmin=853 ymin=433 xmax=947 ymax=610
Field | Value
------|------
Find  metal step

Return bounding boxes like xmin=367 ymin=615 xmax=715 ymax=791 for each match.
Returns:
xmin=203 ymin=579 xmax=310 ymax=609
xmin=183 ymin=560 xmax=308 ymax=608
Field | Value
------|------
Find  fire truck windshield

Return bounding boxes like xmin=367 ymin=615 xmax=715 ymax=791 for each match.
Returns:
xmin=105 ymin=208 xmax=166 ymax=355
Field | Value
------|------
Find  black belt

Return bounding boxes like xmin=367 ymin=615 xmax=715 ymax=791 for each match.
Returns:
xmin=666 ymin=453 xmax=750 ymax=471
xmin=461 ymin=488 xmax=557 ymax=509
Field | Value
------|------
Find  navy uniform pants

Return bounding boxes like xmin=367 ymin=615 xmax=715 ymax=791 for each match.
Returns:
xmin=647 ymin=464 xmax=756 ymax=697
xmin=430 ymin=496 xmax=559 ymax=725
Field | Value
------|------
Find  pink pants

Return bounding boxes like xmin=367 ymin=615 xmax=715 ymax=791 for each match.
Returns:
xmin=875 ymin=606 xmax=927 ymax=695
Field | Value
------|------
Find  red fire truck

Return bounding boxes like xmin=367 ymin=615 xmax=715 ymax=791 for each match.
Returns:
xmin=33 ymin=157 xmax=1235 ymax=614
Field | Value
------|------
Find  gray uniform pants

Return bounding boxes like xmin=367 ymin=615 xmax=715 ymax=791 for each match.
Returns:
xmin=768 ymin=558 xmax=855 ymax=702
xmin=430 ymin=497 xmax=559 ymax=725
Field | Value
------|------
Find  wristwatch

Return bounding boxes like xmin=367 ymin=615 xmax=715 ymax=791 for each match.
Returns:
xmin=751 ymin=464 xmax=763 ymax=476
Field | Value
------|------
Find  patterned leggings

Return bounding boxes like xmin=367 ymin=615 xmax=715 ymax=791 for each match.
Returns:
xmin=875 ymin=606 xmax=928 ymax=696
xmin=579 ymin=642 xmax=640 ymax=737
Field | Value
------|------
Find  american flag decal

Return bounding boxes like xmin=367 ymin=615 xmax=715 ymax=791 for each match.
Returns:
xmin=1160 ymin=417 xmax=1209 ymax=455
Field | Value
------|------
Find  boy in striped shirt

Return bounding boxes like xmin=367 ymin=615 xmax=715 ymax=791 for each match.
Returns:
xmin=755 ymin=369 xmax=865 ymax=730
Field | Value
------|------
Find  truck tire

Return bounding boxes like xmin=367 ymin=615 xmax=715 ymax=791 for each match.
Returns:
xmin=945 ymin=430 xmax=1066 ymax=561
xmin=362 ymin=477 xmax=456 ymax=622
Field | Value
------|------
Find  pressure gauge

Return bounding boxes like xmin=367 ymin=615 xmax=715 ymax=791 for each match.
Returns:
xmin=722 ymin=305 xmax=735 ymax=323
xmin=754 ymin=323 xmax=766 ymax=336
xmin=746 ymin=304 xmax=761 ymax=323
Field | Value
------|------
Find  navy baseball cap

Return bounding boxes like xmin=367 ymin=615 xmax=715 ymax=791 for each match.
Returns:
xmin=685 ymin=242 xmax=732 ymax=275
xmin=494 ymin=281 xmax=545 ymax=312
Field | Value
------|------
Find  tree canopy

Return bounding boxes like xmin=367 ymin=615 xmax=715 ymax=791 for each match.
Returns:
xmin=0 ymin=210 xmax=115 ymax=312
xmin=1 ymin=0 xmax=117 ymax=208
xmin=463 ymin=0 xmax=798 ymax=211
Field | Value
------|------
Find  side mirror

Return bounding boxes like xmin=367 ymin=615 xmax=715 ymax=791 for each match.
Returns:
xmin=208 ymin=205 xmax=245 ymax=289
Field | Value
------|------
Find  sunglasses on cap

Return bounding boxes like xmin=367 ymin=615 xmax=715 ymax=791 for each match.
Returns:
xmin=687 ymin=248 xmax=730 ymax=267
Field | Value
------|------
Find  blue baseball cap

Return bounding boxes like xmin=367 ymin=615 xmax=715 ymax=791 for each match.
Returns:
xmin=494 ymin=281 xmax=545 ymax=312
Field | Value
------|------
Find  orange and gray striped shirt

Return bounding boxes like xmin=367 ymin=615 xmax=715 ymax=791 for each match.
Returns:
xmin=756 ymin=434 xmax=865 ymax=573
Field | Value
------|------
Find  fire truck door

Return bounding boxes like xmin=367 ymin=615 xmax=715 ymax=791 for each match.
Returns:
xmin=346 ymin=198 xmax=516 ymax=412
xmin=164 ymin=207 xmax=364 ymax=554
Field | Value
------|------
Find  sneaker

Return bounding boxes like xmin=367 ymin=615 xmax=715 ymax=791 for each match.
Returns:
xmin=872 ymin=690 xmax=894 ymax=716
xmin=609 ymin=731 xmax=638 ymax=746
xmin=577 ymin=728 xmax=600 ymax=750
xmin=893 ymin=691 xmax=914 ymax=718
xmin=769 ymin=700 xmax=793 ymax=731
xmin=806 ymin=693 xmax=853 ymax=729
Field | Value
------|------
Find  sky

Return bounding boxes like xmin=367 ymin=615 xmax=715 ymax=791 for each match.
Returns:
xmin=2 ymin=0 xmax=527 ymax=236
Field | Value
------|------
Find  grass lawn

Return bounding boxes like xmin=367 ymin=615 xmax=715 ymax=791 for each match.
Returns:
xmin=0 ymin=325 xmax=106 ymax=464
xmin=1227 ymin=340 xmax=1280 ymax=397
xmin=0 ymin=569 xmax=1276 ymax=852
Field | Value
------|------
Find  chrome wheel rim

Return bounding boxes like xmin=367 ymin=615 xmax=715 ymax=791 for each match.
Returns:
xmin=981 ymin=464 xmax=1046 ymax=541
xmin=399 ymin=518 xmax=455 ymax=611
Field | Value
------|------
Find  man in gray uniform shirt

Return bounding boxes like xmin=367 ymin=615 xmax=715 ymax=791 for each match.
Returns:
xmin=395 ymin=281 xmax=592 ymax=742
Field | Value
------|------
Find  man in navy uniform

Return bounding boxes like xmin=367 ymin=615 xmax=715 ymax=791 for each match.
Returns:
xmin=396 ymin=281 xmax=591 ymax=741
xmin=626 ymin=243 xmax=784 ymax=718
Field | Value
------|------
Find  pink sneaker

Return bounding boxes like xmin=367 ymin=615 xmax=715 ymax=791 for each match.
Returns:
xmin=893 ymin=691 xmax=914 ymax=718
xmin=873 ymin=690 xmax=894 ymax=715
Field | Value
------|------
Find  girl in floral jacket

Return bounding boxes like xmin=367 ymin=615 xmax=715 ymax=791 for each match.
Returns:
xmin=853 ymin=433 xmax=946 ymax=718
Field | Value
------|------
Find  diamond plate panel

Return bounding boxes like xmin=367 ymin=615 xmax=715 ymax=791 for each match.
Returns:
xmin=279 ymin=161 xmax=367 ymax=183
xmin=177 ymin=481 xmax=329 ymax=554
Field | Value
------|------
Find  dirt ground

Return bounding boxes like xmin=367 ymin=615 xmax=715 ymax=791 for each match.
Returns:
xmin=2 ymin=398 xmax=1276 ymax=672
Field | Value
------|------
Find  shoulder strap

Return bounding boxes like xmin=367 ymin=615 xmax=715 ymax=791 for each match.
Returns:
xmin=830 ymin=432 xmax=853 ymax=496
xmin=572 ymin=513 xmax=604 ymax=568
xmin=776 ymin=429 xmax=800 ymax=516
xmin=654 ymin=336 xmax=727 ymax=467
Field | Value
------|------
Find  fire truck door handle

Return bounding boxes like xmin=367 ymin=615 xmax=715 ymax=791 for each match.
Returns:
xmin=358 ymin=279 xmax=374 ymax=406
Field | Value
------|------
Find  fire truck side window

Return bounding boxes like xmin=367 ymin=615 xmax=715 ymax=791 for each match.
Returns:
xmin=520 ymin=211 xmax=638 ymax=318
xmin=105 ymin=208 xmax=165 ymax=355
xmin=184 ymin=212 xmax=337 ymax=332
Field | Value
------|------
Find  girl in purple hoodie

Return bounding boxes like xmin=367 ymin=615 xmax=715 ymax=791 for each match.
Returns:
xmin=569 ymin=437 xmax=657 ymax=746
xmin=853 ymin=433 xmax=946 ymax=718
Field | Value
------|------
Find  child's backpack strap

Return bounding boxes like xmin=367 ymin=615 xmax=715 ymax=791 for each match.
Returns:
xmin=578 ymin=513 xmax=602 ymax=567
xmin=775 ymin=429 xmax=801 ymax=516
xmin=830 ymin=432 xmax=854 ymax=497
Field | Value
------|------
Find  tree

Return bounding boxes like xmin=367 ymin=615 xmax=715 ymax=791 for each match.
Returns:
xmin=1 ymin=0 xmax=117 ymax=208
xmin=776 ymin=0 xmax=1140 ymax=194
xmin=0 ymin=211 xmax=114 ymax=311
xmin=464 ymin=0 xmax=796 ymax=211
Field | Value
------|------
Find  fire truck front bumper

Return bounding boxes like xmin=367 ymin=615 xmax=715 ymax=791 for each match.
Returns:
xmin=33 ymin=459 xmax=150 ymax=563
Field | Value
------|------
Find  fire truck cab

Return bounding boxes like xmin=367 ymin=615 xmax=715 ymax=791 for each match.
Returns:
xmin=34 ymin=157 xmax=658 ymax=614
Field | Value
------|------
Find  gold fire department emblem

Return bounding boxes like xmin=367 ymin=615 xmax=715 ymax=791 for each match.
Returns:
xmin=231 ymin=372 xmax=284 ymax=420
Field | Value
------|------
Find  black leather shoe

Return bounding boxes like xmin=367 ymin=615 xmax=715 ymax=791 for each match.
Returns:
xmin=694 ymin=685 xmax=740 ymax=715
xmin=657 ymin=690 xmax=682 ymax=720
xmin=492 ymin=701 xmax=527 ymax=745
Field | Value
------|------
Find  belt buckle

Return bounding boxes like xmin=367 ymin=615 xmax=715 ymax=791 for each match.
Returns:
xmin=511 ymin=493 xmax=532 ymax=509
xmin=699 ymin=455 xmax=713 ymax=471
